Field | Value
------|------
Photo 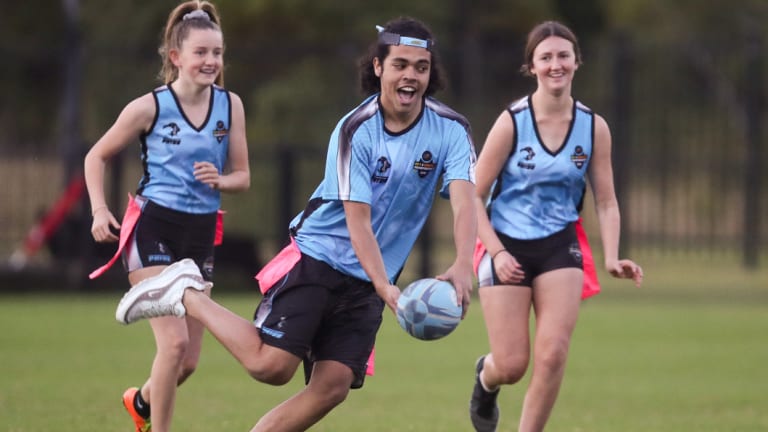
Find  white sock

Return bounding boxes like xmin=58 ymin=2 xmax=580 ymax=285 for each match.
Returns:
xmin=480 ymin=370 xmax=500 ymax=393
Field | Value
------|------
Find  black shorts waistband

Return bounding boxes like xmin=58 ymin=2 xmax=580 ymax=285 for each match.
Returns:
xmin=497 ymin=223 xmax=577 ymax=251
xmin=138 ymin=196 xmax=218 ymax=220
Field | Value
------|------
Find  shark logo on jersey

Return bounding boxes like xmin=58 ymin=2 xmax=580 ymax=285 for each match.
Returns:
xmin=213 ymin=120 xmax=228 ymax=143
xmin=163 ymin=122 xmax=180 ymax=136
xmin=521 ymin=146 xmax=535 ymax=160
xmin=162 ymin=122 xmax=181 ymax=145
xmin=413 ymin=151 xmax=437 ymax=178
xmin=372 ymin=156 xmax=391 ymax=183
xmin=517 ymin=146 xmax=536 ymax=170
xmin=571 ymin=145 xmax=588 ymax=169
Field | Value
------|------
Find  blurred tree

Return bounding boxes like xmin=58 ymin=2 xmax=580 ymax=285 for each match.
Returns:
xmin=0 ymin=0 xmax=67 ymax=155
xmin=553 ymin=0 xmax=605 ymax=43
xmin=2 ymin=0 xmax=765 ymax=262
xmin=80 ymin=0 xmax=177 ymax=142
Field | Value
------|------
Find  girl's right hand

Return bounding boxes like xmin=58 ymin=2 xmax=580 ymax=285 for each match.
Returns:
xmin=493 ymin=250 xmax=525 ymax=284
xmin=376 ymin=283 xmax=401 ymax=315
xmin=91 ymin=208 xmax=121 ymax=242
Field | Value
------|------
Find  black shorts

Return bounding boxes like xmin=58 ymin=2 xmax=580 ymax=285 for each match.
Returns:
xmin=123 ymin=197 xmax=217 ymax=280
xmin=252 ymin=253 xmax=385 ymax=389
xmin=487 ymin=223 xmax=583 ymax=288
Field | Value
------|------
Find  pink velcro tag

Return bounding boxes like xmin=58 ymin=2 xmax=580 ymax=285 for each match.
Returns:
xmin=576 ymin=218 xmax=601 ymax=299
xmin=254 ymin=237 xmax=301 ymax=294
xmin=89 ymin=194 xmax=141 ymax=279
xmin=214 ymin=210 xmax=225 ymax=246
xmin=366 ymin=348 xmax=375 ymax=376
xmin=472 ymin=237 xmax=486 ymax=276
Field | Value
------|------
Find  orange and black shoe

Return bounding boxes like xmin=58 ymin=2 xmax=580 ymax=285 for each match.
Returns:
xmin=122 ymin=387 xmax=151 ymax=432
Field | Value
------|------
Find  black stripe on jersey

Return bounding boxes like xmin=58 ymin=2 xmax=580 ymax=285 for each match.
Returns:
xmin=136 ymin=90 xmax=162 ymax=195
xmin=224 ymin=87 xmax=232 ymax=133
xmin=289 ymin=197 xmax=328 ymax=238
xmin=336 ymin=97 xmax=379 ymax=199
xmin=425 ymin=97 xmax=477 ymax=181
xmin=490 ymin=98 xmax=527 ymax=203
xmin=425 ymin=97 xmax=473 ymax=136
xmin=167 ymin=84 xmax=215 ymax=132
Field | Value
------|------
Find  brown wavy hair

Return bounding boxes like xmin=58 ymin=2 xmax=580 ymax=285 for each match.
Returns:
xmin=520 ymin=20 xmax=582 ymax=77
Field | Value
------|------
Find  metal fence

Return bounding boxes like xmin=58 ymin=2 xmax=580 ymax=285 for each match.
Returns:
xmin=1 ymin=31 xmax=765 ymax=285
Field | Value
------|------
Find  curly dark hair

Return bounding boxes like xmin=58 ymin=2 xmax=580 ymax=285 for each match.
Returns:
xmin=358 ymin=16 xmax=446 ymax=97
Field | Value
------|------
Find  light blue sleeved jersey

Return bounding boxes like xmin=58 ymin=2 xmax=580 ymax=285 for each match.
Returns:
xmin=291 ymin=94 xmax=476 ymax=282
xmin=489 ymin=96 xmax=594 ymax=240
xmin=137 ymin=84 xmax=231 ymax=214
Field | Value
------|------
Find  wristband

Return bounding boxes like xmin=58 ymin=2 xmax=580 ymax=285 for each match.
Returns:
xmin=491 ymin=249 xmax=507 ymax=259
xmin=91 ymin=205 xmax=108 ymax=216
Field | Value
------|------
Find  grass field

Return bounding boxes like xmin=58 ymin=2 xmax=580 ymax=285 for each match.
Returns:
xmin=1 ymin=254 xmax=766 ymax=431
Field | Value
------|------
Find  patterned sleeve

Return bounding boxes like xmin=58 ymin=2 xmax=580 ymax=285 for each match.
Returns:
xmin=322 ymin=121 xmax=374 ymax=204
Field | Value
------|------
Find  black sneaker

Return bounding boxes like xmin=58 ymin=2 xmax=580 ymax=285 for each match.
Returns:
xmin=469 ymin=355 xmax=500 ymax=432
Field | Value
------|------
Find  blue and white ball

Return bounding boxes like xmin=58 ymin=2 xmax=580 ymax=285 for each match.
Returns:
xmin=396 ymin=278 xmax=462 ymax=340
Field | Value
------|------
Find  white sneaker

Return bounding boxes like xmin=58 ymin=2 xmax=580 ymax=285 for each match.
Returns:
xmin=115 ymin=259 xmax=212 ymax=325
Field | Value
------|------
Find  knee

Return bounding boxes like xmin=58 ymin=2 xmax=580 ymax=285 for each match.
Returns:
xmin=244 ymin=361 xmax=293 ymax=386
xmin=536 ymin=338 xmax=571 ymax=374
xmin=158 ymin=335 xmax=191 ymax=363
xmin=306 ymin=380 xmax=349 ymax=411
xmin=493 ymin=355 xmax=528 ymax=385
xmin=319 ymin=383 xmax=349 ymax=408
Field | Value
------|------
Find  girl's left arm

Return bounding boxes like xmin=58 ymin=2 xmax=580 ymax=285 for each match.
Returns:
xmin=218 ymin=92 xmax=250 ymax=192
xmin=588 ymin=114 xmax=643 ymax=287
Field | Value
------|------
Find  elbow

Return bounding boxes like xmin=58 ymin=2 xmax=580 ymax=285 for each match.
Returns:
xmin=231 ymin=171 xmax=251 ymax=192
xmin=83 ymin=150 xmax=104 ymax=173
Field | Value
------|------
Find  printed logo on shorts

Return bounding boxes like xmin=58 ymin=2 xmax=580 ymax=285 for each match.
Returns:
xmin=148 ymin=254 xmax=172 ymax=264
xmin=413 ymin=151 xmax=437 ymax=178
xmin=261 ymin=326 xmax=285 ymax=339
xmin=202 ymin=257 xmax=214 ymax=279
xmin=568 ymin=242 xmax=583 ymax=264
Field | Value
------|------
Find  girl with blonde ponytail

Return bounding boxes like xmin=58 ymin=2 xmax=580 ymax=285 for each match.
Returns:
xmin=84 ymin=1 xmax=250 ymax=431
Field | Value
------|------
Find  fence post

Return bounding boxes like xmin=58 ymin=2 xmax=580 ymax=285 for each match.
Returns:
xmin=278 ymin=147 xmax=295 ymax=248
xmin=743 ymin=24 xmax=763 ymax=269
xmin=59 ymin=0 xmax=83 ymax=184
xmin=611 ymin=32 xmax=633 ymax=254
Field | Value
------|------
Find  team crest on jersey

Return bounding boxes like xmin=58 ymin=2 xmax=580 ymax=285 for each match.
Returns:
xmin=372 ymin=156 xmax=392 ymax=183
xmin=162 ymin=122 xmax=181 ymax=145
xmin=517 ymin=146 xmax=536 ymax=170
xmin=413 ymin=151 xmax=437 ymax=178
xmin=571 ymin=146 xmax=588 ymax=169
xmin=213 ymin=120 xmax=228 ymax=143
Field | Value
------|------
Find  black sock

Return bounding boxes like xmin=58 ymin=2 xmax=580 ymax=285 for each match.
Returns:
xmin=133 ymin=388 xmax=151 ymax=419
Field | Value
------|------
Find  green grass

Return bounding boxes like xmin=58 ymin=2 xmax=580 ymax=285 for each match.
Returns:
xmin=1 ymin=256 xmax=766 ymax=431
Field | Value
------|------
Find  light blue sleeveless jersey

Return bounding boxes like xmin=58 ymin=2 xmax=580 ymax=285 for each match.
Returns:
xmin=291 ymin=94 xmax=476 ymax=282
xmin=137 ymin=84 xmax=231 ymax=214
xmin=489 ymin=96 xmax=594 ymax=240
